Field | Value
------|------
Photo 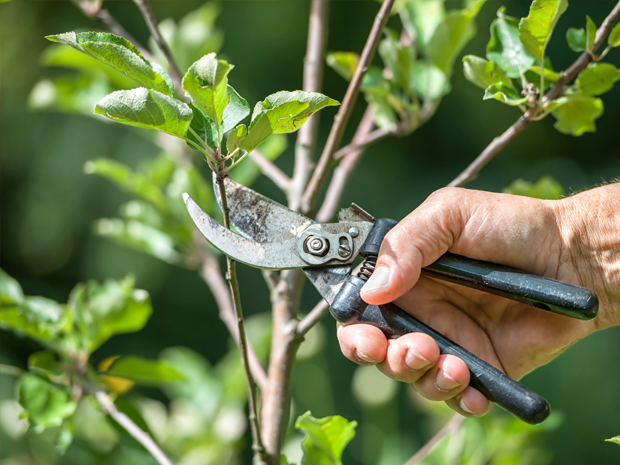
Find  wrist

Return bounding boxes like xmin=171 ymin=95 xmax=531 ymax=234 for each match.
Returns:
xmin=552 ymin=184 xmax=620 ymax=330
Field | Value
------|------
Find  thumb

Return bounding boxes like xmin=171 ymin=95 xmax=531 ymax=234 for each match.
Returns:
xmin=360 ymin=188 xmax=469 ymax=305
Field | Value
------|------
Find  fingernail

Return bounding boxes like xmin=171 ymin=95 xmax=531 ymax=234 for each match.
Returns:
xmin=363 ymin=266 xmax=390 ymax=293
xmin=356 ymin=350 xmax=378 ymax=365
xmin=405 ymin=350 xmax=432 ymax=371
xmin=459 ymin=397 xmax=475 ymax=414
xmin=435 ymin=371 xmax=460 ymax=391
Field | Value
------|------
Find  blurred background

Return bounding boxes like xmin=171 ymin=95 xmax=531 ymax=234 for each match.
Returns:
xmin=2 ymin=0 xmax=620 ymax=464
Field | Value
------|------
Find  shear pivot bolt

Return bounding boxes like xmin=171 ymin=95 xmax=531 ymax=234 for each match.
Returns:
xmin=305 ymin=235 xmax=329 ymax=257
xmin=310 ymin=238 xmax=323 ymax=251
xmin=338 ymin=245 xmax=351 ymax=258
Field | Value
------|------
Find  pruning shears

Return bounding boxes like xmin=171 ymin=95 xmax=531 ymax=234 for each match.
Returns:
xmin=183 ymin=178 xmax=598 ymax=425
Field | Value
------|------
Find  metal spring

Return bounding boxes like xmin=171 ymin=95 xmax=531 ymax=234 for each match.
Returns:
xmin=357 ymin=253 xmax=377 ymax=281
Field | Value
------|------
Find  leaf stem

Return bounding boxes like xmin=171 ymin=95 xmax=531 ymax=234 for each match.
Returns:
xmin=132 ymin=0 xmax=183 ymax=93
xmin=300 ymin=0 xmax=396 ymax=214
xmin=0 ymin=364 xmax=25 ymax=377
xmin=215 ymin=174 xmax=266 ymax=464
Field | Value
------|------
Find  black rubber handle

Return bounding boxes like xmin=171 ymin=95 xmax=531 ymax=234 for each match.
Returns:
xmin=422 ymin=253 xmax=598 ymax=320
xmin=355 ymin=302 xmax=550 ymax=424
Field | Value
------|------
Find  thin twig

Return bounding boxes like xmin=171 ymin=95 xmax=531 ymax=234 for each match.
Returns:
xmin=404 ymin=414 xmax=464 ymax=465
xmin=289 ymin=0 xmax=329 ymax=211
xmin=198 ymin=245 xmax=268 ymax=391
xmin=0 ymin=364 xmax=26 ymax=377
xmin=333 ymin=125 xmax=394 ymax=160
xmin=92 ymin=388 xmax=174 ymax=465
xmin=215 ymin=177 xmax=266 ymax=464
xmin=316 ymin=107 xmax=376 ymax=223
xmin=248 ymin=150 xmax=291 ymax=191
xmin=132 ymin=0 xmax=183 ymax=92
xmin=296 ymin=299 xmax=329 ymax=337
xmin=90 ymin=9 xmax=156 ymax=62
xmin=448 ymin=0 xmax=620 ymax=187
xmin=301 ymin=0 xmax=396 ymax=213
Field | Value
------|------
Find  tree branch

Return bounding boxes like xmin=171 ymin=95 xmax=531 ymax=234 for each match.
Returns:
xmin=332 ymin=125 xmax=394 ymax=161
xmin=92 ymin=388 xmax=174 ymax=465
xmin=316 ymin=107 xmax=375 ymax=223
xmin=248 ymin=150 xmax=291 ymax=192
xmin=448 ymin=0 xmax=620 ymax=187
xmin=404 ymin=414 xmax=463 ymax=465
xmin=289 ymin=0 xmax=329 ymax=211
xmin=301 ymin=0 xmax=396 ymax=213
xmin=215 ymin=177 xmax=266 ymax=464
xmin=198 ymin=245 xmax=268 ymax=391
xmin=132 ymin=0 xmax=183 ymax=92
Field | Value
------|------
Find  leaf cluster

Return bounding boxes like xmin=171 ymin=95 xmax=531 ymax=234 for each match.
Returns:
xmin=0 ymin=270 xmax=181 ymax=452
xmin=463 ymin=0 xmax=620 ymax=136
xmin=327 ymin=0 xmax=488 ymax=134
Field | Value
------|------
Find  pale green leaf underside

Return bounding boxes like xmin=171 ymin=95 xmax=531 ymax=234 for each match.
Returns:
xmin=95 ymin=87 xmax=192 ymax=138
xmin=575 ymin=63 xmax=620 ymax=96
xmin=46 ymin=32 xmax=173 ymax=95
xmin=484 ymin=83 xmax=527 ymax=106
xmin=551 ymin=93 xmax=604 ymax=136
xmin=462 ymin=55 xmax=512 ymax=90
xmin=222 ymin=85 xmax=250 ymax=134
xmin=609 ymin=22 xmax=620 ymax=47
xmin=606 ymin=436 xmax=620 ymax=445
xmin=18 ymin=374 xmax=77 ymax=429
xmin=519 ymin=0 xmax=568 ymax=62
xmin=295 ymin=412 xmax=357 ymax=465
xmin=326 ymin=52 xmax=359 ymax=81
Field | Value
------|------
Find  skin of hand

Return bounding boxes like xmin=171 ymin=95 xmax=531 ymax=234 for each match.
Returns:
xmin=337 ymin=184 xmax=620 ymax=417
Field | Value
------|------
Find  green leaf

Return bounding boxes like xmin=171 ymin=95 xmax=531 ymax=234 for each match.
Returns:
xmin=608 ymin=22 xmax=620 ymax=47
xmin=551 ymin=93 xmax=604 ymax=136
xmin=379 ymin=28 xmax=415 ymax=91
xmin=182 ymin=53 xmax=232 ymax=130
xmin=484 ymin=83 xmax=528 ymax=105
xmin=398 ymin=0 xmax=446 ymax=53
xmin=606 ymin=436 xmax=620 ymax=445
xmin=84 ymin=158 xmax=167 ymax=210
xmin=56 ymin=421 xmax=73 ymax=454
xmin=566 ymin=27 xmax=586 ymax=52
xmin=94 ymin=88 xmax=193 ymax=138
xmin=241 ymin=91 xmax=339 ymax=153
xmin=411 ymin=62 xmax=448 ymax=100
xmin=46 ymin=32 xmax=173 ymax=95
xmin=17 ymin=374 xmax=77 ymax=430
xmin=226 ymin=124 xmax=247 ymax=155
xmin=187 ymin=103 xmax=218 ymax=151
xmin=586 ymin=15 xmax=597 ymax=52
xmin=29 ymin=350 xmax=64 ymax=377
xmin=504 ymin=176 xmax=564 ymax=199
xmin=295 ymin=411 xmax=357 ymax=465
xmin=519 ymin=0 xmax=568 ymax=65
xmin=462 ymin=55 xmax=512 ymax=90
xmin=487 ymin=8 xmax=536 ymax=79
xmin=428 ymin=2 xmax=485 ymax=75
xmin=0 ymin=268 xmax=24 ymax=305
xmin=101 ymin=356 xmax=183 ymax=385
xmin=93 ymin=218 xmax=182 ymax=265
xmin=69 ymin=276 xmax=152 ymax=353
xmin=576 ymin=63 xmax=619 ymax=95
xmin=326 ymin=52 xmax=359 ymax=81
xmin=222 ymin=86 xmax=250 ymax=134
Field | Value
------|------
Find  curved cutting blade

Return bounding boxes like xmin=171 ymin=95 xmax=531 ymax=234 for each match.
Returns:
xmin=214 ymin=176 xmax=313 ymax=242
xmin=184 ymin=193 xmax=308 ymax=269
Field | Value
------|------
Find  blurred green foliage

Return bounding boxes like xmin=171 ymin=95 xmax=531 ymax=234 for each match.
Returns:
xmin=3 ymin=0 xmax=620 ymax=464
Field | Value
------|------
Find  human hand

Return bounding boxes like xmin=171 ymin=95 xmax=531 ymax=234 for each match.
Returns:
xmin=337 ymin=185 xmax=620 ymax=417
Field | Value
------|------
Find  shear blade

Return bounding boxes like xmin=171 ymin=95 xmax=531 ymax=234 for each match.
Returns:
xmin=184 ymin=193 xmax=308 ymax=269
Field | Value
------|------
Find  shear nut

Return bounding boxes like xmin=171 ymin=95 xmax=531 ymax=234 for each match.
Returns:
xmin=304 ymin=235 xmax=329 ymax=257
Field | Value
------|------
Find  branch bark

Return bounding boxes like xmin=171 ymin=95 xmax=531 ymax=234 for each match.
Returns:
xmin=316 ymin=107 xmax=376 ymax=223
xmin=93 ymin=388 xmax=174 ymax=465
xmin=132 ymin=0 xmax=183 ymax=93
xmin=448 ymin=0 xmax=620 ymax=187
xmin=289 ymin=0 xmax=329 ymax=211
xmin=301 ymin=0 xmax=396 ymax=213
